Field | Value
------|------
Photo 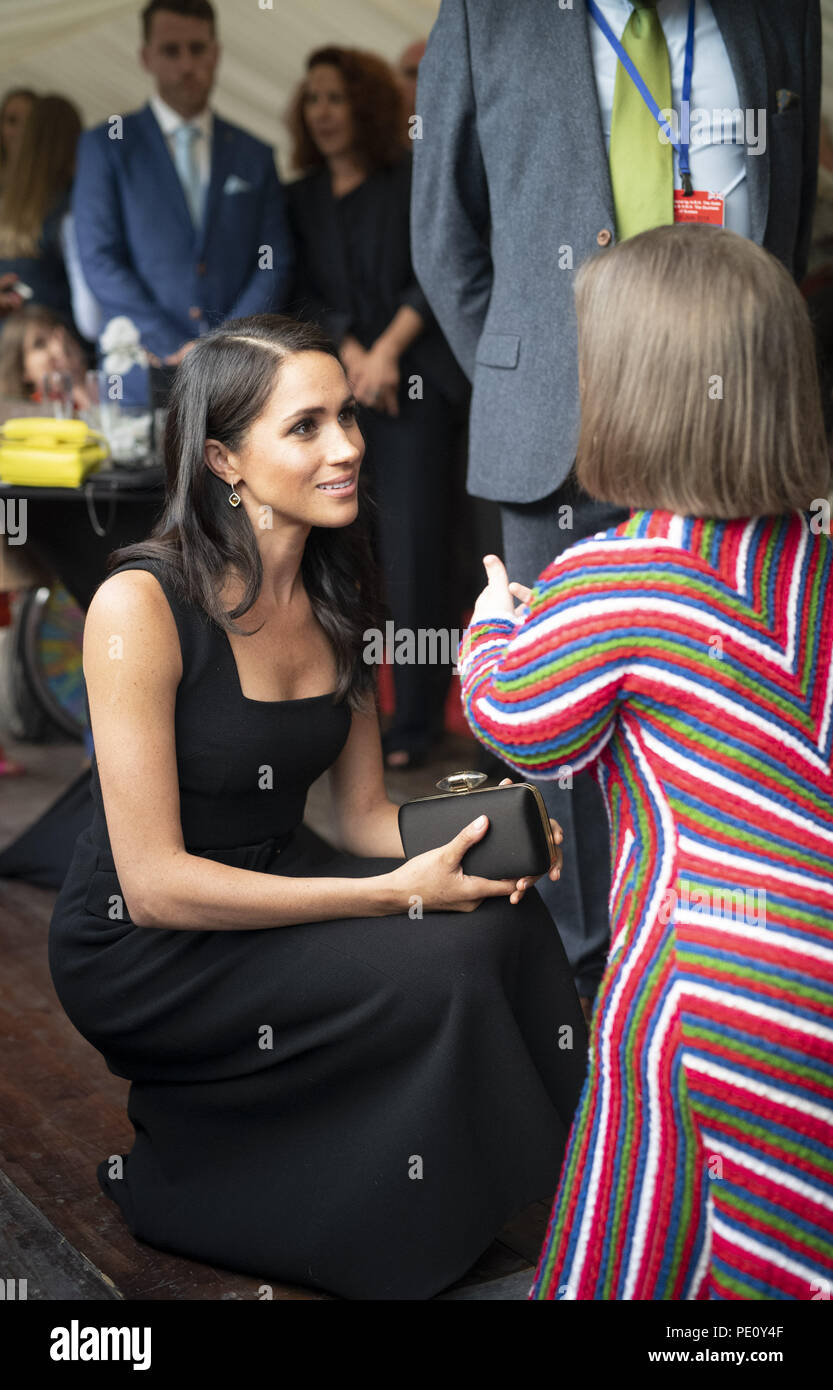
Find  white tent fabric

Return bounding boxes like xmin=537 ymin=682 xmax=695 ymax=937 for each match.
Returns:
xmin=0 ymin=0 xmax=829 ymax=172
xmin=0 ymin=0 xmax=441 ymax=174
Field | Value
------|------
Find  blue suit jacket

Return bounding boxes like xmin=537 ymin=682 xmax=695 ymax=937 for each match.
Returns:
xmin=72 ymin=104 xmax=294 ymax=363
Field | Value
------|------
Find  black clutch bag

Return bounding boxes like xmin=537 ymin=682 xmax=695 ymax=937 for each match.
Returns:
xmin=398 ymin=771 xmax=556 ymax=880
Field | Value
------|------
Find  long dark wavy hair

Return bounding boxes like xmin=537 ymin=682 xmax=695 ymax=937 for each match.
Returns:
xmin=108 ymin=315 xmax=381 ymax=711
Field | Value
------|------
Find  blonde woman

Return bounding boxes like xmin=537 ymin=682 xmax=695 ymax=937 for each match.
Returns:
xmin=461 ymin=223 xmax=833 ymax=1300
xmin=0 ymin=95 xmax=81 ymax=329
xmin=0 ymin=87 xmax=35 ymax=193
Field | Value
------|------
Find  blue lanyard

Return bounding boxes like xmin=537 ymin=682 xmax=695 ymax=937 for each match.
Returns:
xmin=587 ymin=0 xmax=696 ymax=193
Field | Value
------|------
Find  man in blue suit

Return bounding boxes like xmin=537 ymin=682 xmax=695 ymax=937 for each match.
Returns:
xmin=73 ymin=0 xmax=293 ymax=398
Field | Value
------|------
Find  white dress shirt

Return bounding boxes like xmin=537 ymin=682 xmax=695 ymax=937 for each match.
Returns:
xmin=589 ymin=0 xmax=750 ymax=237
xmin=59 ymin=211 xmax=103 ymax=342
xmin=149 ymin=92 xmax=213 ymax=205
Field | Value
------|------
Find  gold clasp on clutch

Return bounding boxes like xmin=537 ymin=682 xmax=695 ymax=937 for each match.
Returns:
xmin=435 ymin=770 xmax=488 ymax=794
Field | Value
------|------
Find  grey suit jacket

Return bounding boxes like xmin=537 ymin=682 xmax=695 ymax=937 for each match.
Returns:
xmin=411 ymin=0 xmax=821 ymax=504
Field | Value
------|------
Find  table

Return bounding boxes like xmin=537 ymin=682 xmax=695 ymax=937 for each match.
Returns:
xmin=0 ymin=463 xmax=166 ymax=611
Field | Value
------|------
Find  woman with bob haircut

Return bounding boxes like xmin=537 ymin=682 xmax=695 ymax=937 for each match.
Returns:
xmin=460 ymin=223 xmax=833 ymax=1301
xmin=48 ymin=313 xmax=588 ymax=1301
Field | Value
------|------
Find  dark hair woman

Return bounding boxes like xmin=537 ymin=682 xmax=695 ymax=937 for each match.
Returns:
xmin=0 ymin=94 xmax=82 ymax=329
xmin=460 ymin=224 xmax=833 ymax=1301
xmin=48 ymin=313 xmax=587 ymax=1300
xmin=285 ymin=46 xmax=470 ymax=769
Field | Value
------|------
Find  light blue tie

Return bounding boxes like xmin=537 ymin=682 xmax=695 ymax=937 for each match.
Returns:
xmin=172 ymin=123 xmax=204 ymax=228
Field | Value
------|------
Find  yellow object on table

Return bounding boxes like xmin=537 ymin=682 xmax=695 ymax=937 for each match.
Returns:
xmin=0 ymin=417 xmax=108 ymax=487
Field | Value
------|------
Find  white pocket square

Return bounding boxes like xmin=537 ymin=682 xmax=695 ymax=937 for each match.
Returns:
xmin=223 ymin=174 xmax=253 ymax=195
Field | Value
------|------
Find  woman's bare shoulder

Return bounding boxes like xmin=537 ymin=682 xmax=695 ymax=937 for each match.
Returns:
xmin=84 ymin=567 xmax=182 ymax=682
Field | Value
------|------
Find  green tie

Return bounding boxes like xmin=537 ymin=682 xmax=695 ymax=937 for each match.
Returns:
xmin=608 ymin=0 xmax=674 ymax=241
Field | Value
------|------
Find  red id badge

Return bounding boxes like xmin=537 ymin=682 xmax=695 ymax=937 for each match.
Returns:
xmin=673 ymin=190 xmax=725 ymax=225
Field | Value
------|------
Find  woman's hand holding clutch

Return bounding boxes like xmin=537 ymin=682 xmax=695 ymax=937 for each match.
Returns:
xmin=382 ymin=797 xmax=563 ymax=914
xmin=383 ymin=814 xmax=527 ymax=914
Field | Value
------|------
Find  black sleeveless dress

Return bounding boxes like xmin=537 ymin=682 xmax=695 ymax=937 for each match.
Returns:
xmin=48 ymin=559 xmax=588 ymax=1300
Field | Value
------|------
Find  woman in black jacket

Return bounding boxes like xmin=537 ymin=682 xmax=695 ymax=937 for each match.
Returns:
xmin=285 ymin=46 xmax=469 ymax=768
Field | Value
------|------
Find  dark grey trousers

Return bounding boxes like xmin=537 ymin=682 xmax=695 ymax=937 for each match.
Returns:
xmin=499 ymin=474 xmax=629 ymax=997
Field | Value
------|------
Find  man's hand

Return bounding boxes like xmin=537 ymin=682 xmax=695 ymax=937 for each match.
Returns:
xmin=163 ymin=340 xmax=197 ymax=367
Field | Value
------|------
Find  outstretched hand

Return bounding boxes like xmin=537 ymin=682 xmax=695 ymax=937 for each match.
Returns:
xmin=472 ymin=555 xmax=531 ymax=623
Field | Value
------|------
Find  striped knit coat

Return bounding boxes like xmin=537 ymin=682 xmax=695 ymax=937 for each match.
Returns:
xmin=459 ymin=509 xmax=833 ymax=1300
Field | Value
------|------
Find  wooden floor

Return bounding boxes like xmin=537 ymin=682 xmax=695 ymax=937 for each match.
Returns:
xmin=0 ymin=729 xmax=551 ymax=1302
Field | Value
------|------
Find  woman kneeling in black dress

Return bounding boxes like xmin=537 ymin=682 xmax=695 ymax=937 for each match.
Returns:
xmin=49 ymin=314 xmax=587 ymax=1300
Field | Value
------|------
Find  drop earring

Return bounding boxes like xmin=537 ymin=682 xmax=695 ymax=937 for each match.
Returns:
xmin=228 ymin=480 xmax=241 ymax=508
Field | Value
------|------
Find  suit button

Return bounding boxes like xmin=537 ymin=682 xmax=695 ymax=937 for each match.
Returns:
xmin=597 ymin=228 xmax=613 ymax=247
xmin=196 ymin=261 xmax=206 ymax=275
xmin=189 ymin=306 xmax=202 ymax=320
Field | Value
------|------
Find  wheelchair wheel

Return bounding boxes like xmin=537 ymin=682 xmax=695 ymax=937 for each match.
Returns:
xmin=9 ymin=584 xmax=87 ymax=742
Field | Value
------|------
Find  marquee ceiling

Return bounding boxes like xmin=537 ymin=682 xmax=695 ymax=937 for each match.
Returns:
xmin=0 ymin=0 xmax=441 ymax=173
